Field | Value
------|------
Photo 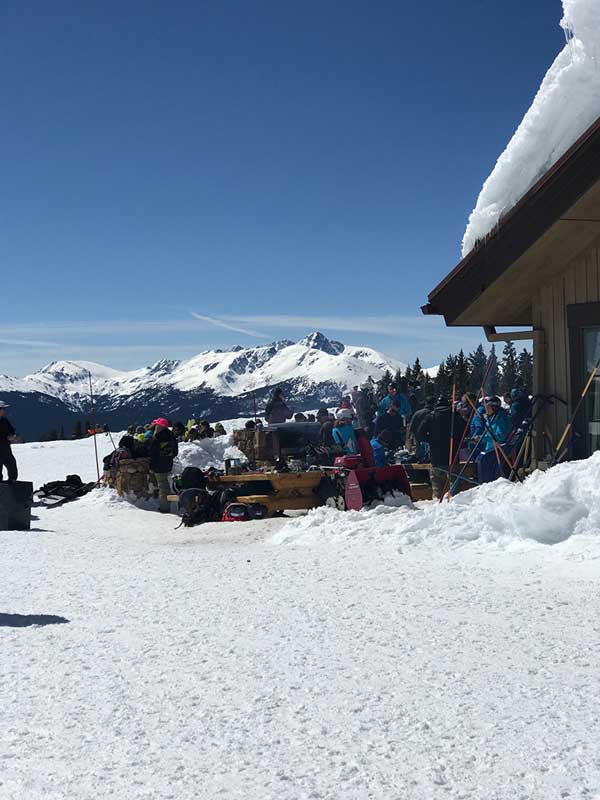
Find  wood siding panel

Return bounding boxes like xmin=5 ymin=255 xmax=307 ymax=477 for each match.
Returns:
xmin=575 ymin=257 xmax=588 ymax=303
xmin=589 ymin=246 xmax=600 ymax=301
xmin=553 ymin=277 xmax=568 ymax=435
xmin=540 ymin=283 xmax=556 ymax=438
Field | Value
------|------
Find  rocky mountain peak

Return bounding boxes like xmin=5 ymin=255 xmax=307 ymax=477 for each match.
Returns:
xmin=298 ymin=331 xmax=344 ymax=355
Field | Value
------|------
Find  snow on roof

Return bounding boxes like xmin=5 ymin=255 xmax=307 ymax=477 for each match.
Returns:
xmin=462 ymin=0 xmax=600 ymax=257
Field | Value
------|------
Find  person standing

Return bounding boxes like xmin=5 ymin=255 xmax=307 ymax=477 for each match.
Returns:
xmin=264 ymin=388 xmax=293 ymax=424
xmin=373 ymin=403 xmax=405 ymax=450
xmin=332 ymin=409 xmax=358 ymax=454
xmin=149 ymin=418 xmax=178 ymax=513
xmin=419 ymin=396 xmax=466 ymax=499
xmin=0 ymin=402 xmax=18 ymax=482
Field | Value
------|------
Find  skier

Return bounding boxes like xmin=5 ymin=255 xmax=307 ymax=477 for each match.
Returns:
xmin=0 ymin=401 xmax=18 ymax=482
xmin=149 ymin=418 xmax=178 ymax=513
xmin=332 ymin=409 xmax=358 ymax=454
xmin=377 ymin=383 xmax=411 ymax=423
xmin=419 ymin=396 xmax=466 ymax=499
xmin=406 ymin=394 xmax=435 ymax=460
xmin=264 ymin=388 xmax=293 ymax=424
xmin=373 ymin=402 xmax=405 ymax=450
xmin=370 ymin=430 xmax=394 ymax=467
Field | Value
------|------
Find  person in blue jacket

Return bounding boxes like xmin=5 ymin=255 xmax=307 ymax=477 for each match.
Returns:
xmin=332 ymin=408 xmax=358 ymax=454
xmin=480 ymin=396 xmax=512 ymax=452
xmin=370 ymin=430 xmax=394 ymax=467
xmin=377 ymin=384 xmax=411 ymax=423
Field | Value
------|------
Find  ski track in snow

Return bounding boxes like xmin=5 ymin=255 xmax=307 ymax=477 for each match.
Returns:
xmin=1 ymin=437 xmax=600 ymax=799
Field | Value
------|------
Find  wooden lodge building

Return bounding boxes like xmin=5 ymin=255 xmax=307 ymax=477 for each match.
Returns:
xmin=422 ymin=116 xmax=600 ymax=464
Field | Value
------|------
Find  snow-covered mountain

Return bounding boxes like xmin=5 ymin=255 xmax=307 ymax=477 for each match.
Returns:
xmin=0 ymin=333 xmax=406 ymax=440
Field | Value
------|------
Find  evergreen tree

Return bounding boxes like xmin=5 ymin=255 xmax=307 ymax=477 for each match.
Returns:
xmin=58 ymin=425 xmax=65 ymax=441
xmin=47 ymin=428 xmax=58 ymax=441
xmin=376 ymin=370 xmax=393 ymax=402
xmin=467 ymin=344 xmax=488 ymax=394
xmin=393 ymin=368 xmax=404 ymax=390
xmin=500 ymin=341 xmax=519 ymax=395
xmin=73 ymin=420 xmax=83 ymax=439
xmin=486 ymin=345 xmax=501 ymax=396
xmin=433 ymin=362 xmax=452 ymax=398
xmin=84 ymin=419 xmax=91 ymax=434
xmin=411 ymin=357 xmax=424 ymax=385
xmin=518 ymin=348 xmax=533 ymax=390
xmin=423 ymin=372 xmax=436 ymax=399
xmin=454 ymin=349 xmax=469 ymax=396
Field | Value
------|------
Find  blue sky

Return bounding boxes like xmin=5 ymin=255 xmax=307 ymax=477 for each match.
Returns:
xmin=2 ymin=0 xmax=564 ymax=375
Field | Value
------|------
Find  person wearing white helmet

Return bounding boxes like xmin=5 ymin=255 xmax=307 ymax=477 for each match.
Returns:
xmin=332 ymin=408 xmax=358 ymax=454
xmin=0 ymin=401 xmax=18 ymax=482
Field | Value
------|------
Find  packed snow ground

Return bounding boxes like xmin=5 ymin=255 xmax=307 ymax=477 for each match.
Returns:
xmin=2 ymin=437 xmax=600 ymax=799
xmin=462 ymin=0 xmax=600 ymax=255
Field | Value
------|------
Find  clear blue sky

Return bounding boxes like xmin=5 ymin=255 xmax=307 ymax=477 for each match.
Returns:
xmin=2 ymin=0 xmax=565 ymax=375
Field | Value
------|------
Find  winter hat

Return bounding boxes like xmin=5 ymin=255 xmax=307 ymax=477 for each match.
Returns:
xmin=335 ymin=408 xmax=353 ymax=421
xmin=0 ymin=400 xmax=9 ymax=409
xmin=151 ymin=417 xmax=170 ymax=428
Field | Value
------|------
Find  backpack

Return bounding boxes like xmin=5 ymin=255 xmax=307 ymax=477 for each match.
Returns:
xmin=177 ymin=488 xmax=216 ymax=527
xmin=179 ymin=466 xmax=206 ymax=491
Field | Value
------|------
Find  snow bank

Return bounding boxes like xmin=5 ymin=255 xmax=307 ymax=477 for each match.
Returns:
xmin=173 ymin=435 xmax=247 ymax=472
xmin=274 ymin=451 xmax=600 ymax=549
xmin=462 ymin=0 xmax=600 ymax=256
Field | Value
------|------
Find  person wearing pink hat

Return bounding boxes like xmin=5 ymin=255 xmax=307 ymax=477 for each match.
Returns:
xmin=148 ymin=417 xmax=178 ymax=513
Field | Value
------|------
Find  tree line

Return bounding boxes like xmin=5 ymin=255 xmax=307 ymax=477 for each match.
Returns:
xmin=42 ymin=419 xmax=91 ymax=442
xmin=373 ymin=341 xmax=533 ymax=404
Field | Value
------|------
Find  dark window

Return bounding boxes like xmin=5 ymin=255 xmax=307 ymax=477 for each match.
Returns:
xmin=568 ymin=302 xmax=600 ymax=458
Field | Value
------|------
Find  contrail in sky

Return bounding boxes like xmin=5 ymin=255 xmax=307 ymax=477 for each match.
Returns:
xmin=190 ymin=312 xmax=267 ymax=339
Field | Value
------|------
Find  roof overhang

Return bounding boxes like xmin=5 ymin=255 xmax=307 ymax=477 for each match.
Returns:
xmin=425 ymin=116 xmax=600 ymax=327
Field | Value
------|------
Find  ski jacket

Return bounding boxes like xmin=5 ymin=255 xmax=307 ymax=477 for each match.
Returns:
xmin=264 ymin=398 xmax=293 ymax=424
xmin=149 ymin=428 xmax=179 ymax=473
xmin=419 ymin=404 xmax=466 ymax=468
xmin=377 ymin=393 xmax=411 ymax=421
xmin=407 ymin=405 xmax=433 ymax=443
xmin=480 ymin=408 xmax=512 ymax=453
xmin=0 ymin=417 xmax=15 ymax=443
xmin=332 ymin=423 xmax=358 ymax=454
xmin=319 ymin=420 xmax=335 ymax=447
xmin=370 ymin=438 xmax=387 ymax=467
xmin=374 ymin=412 xmax=405 ymax=449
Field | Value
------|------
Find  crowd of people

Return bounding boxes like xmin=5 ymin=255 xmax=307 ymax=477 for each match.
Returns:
xmin=264 ymin=378 xmax=532 ymax=499
xmin=1 ymin=376 xmax=532 ymax=509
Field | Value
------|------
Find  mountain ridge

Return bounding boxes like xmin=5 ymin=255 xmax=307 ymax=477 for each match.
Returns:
xmin=0 ymin=332 xmax=410 ymax=440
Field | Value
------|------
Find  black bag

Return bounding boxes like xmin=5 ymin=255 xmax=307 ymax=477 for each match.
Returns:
xmin=179 ymin=467 xmax=206 ymax=491
xmin=178 ymin=488 xmax=214 ymax=527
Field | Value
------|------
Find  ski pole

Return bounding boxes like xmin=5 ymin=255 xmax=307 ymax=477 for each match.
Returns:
xmin=550 ymin=355 xmax=600 ymax=466
xmin=463 ymin=395 xmax=521 ymax=481
xmin=449 ymin=429 xmax=487 ymax=496
xmin=507 ymin=396 xmax=550 ymax=482
xmin=447 ymin=381 xmax=457 ymax=501
xmin=439 ymin=352 xmax=497 ymax=502
xmin=88 ymin=371 xmax=100 ymax=482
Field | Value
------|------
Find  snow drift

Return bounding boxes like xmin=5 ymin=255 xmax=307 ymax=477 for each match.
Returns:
xmin=462 ymin=0 xmax=600 ymax=256
xmin=274 ymin=451 xmax=600 ymax=549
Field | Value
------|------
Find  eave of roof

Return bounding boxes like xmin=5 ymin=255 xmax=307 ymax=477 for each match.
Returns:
xmin=424 ymin=114 xmax=600 ymax=324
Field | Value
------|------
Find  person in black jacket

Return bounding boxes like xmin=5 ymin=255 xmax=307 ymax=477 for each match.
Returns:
xmin=149 ymin=417 xmax=178 ymax=513
xmin=419 ymin=397 xmax=466 ymax=499
xmin=373 ymin=403 xmax=405 ymax=450
xmin=0 ymin=401 xmax=18 ymax=482
xmin=406 ymin=395 xmax=435 ymax=460
xmin=264 ymin=388 xmax=293 ymax=425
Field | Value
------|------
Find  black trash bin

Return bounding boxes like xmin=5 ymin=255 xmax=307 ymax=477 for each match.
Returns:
xmin=0 ymin=482 xmax=34 ymax=531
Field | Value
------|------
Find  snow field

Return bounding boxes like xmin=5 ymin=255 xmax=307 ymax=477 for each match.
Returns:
xmin=1 ymin=439 xmax=600 ymax=798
